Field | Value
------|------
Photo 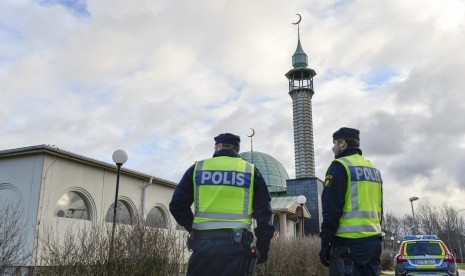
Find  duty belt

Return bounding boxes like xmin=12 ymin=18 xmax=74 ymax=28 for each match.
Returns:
xmin=195 ymin=229 xmax=232 ymax=240
xmin=195 ymin=229 xmax=253 ymax=245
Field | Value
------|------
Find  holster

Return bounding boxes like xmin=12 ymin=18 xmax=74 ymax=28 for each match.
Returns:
xmin=245 ymin=245 xmax=258 ymax=276
xmin=239 ymin=229 xmax=253 ymax=247
xmin=187 ymin=232 xmax=195 ymax=251
xmin=329 ymin=246 xmax=353 ymax=276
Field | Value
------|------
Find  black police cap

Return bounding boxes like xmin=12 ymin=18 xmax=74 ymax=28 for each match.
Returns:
xmin=214 ymin=133 xmax=241 ymax=146
xmin=333 ymin=127 xmax=360 ymax=141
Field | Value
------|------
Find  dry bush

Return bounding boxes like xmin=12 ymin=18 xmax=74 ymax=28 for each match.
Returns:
xmin=0 ymin=200 xmax=30 ymax=274
xmin=380 ymin=250 xmax=394 ymax=271
xmin=38 ymin=218 xmax=188 ymax=276
xmin=255 ymin=235 xmax=328 ymax=276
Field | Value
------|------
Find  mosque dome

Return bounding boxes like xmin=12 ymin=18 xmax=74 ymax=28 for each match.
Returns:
xmin=239 ymin=151 xmax=289 ymax=192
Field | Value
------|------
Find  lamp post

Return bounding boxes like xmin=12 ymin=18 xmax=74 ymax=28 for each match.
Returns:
xmin=409 ymin=196 xmax=419 ymax=234
xmin=109 ymin=149 xmax=128 ymax=260
xmin=390 ymin=236 xmax=394 ymax=249
xmin=397 ymin=240 xmax=401 ymax=251
xmin=297 ymin=195 xmax=306 ymax=238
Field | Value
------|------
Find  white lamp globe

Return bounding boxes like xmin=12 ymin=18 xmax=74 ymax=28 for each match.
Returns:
xmin=112 ymin=149 xmax=128 ymax=165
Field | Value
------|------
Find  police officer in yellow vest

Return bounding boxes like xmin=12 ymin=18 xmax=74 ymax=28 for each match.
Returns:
xmin=319 ymin=127 xmax=383 ymax=276
xmin=169 ymin=133 xmax=275 ymax=276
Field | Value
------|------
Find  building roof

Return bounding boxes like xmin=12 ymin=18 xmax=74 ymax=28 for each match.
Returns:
xmin=239 ymin=151 xmax=289 ymax=192
xmin=271 ymin=196 xmax=310 ymax=218
xmin=292 ymin=39 xmax=308 ymax=68
xmin=0 ymin=145 xmax=177 ymax=188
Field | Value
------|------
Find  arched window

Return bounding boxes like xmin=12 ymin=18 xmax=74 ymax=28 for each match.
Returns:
xmin=55 ymin=191 xmax=90 ymax=220
xmin=146 ymin=206 xmax=168 ymax=229
xmin=105 ymin=200 xmax=133 ymax=225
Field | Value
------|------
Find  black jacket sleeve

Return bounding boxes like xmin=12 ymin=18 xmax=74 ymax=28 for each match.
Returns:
xmin=319 ymin=161 xmax=347 ymax=245
xmin=252 ymin=168 xmax=275 ymax=256
xmin=169 ymin=164 xmax=195 ymax=232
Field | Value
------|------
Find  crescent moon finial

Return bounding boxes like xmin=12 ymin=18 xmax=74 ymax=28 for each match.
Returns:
xmin=247 ymin=128 xmax=255 ymax=138
xmin=292 ymin=14 xmax=302 ymax=25
xmin=292 ymin=14 xmax=302 ymax=40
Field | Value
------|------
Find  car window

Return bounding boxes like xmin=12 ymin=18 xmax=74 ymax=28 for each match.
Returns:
xmin=405 ymin=241 xmax=443 ymax=256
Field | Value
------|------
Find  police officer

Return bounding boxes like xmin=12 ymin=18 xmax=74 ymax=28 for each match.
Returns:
xmin=169 ymin=133 xmax=275 ymax=276
xmin=319 ymin=127 xmax=383 ymax=276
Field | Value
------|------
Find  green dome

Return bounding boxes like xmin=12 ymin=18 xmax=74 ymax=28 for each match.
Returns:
xmin=240 ymin=151 xmax=289 ymax=192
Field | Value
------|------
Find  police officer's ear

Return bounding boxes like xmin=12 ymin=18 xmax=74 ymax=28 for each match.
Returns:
xmin=338 ymin=139 xmax=348 ymax=150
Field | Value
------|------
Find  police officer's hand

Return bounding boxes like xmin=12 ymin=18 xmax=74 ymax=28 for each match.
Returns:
xmin=319 ymin=241 xmax=331 ymax=267
xmin=256 ymin=239 xmax=270 ymax=264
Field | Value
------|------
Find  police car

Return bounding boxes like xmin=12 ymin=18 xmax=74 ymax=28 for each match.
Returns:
xmin=394 ymin=235 xmax=459 ymax=276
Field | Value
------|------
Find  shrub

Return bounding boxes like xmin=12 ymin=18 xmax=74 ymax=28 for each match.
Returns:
xmin=255 ymin=235 xmax=328 ymax=276
xmin=380 ymin=250 xmax=394 ymax=271
xmin=0 ymin=200 xmax=30 ymax=274
xmin=38 ymin=218 xmax=188 ymax=276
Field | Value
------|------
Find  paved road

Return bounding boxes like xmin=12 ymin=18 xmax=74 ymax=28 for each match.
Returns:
xmin=383 ymin=269 xmax=465 ymax=274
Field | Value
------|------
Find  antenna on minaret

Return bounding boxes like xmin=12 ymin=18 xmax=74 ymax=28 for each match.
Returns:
xmin=247 ymin=128 xmax=255 ymax=163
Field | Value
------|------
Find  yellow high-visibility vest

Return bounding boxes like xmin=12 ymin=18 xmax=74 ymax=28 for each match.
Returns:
xmin=192 ymin=156 xmax=254 ymax=230
xmin=333 ymin=154 xmax=383 ymax=238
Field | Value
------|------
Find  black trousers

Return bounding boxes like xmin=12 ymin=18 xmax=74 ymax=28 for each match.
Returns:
xmin=187 ymin=238 xmax=249 ymax=276
xmin=333 ymin=236 xmax=382 ymax=276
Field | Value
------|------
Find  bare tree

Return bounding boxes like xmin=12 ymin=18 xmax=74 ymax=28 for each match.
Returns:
xmin=401 ymin=214 xmax=413 ymax=236
xmin=382 ymin=209 xmax=402 ymax=247
xmin=0 ymin=200 xmax=30 ymax=273
xmin=416 ymin=200 xmax=441 ymax=236
xmin=455 ymin=216 xmax=465 ymax=262
xmin=437 ymin=204 xmax=456 ymax=249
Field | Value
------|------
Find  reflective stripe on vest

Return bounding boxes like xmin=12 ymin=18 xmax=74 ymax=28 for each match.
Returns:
xmin=193 ymin=157 xmax=254 ymax=230
xmin=335 ymin=155 xmax=382 ymax=238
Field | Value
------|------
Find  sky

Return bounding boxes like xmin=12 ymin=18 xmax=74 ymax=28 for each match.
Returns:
xmin=1 ymin=0 xmax=465 ymax=218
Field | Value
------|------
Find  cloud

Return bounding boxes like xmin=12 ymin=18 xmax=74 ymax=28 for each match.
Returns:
xmin=1 ymin=0 xmax=465 ymax=217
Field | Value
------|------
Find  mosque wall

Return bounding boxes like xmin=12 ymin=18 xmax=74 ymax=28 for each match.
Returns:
xmin=0 ymin=145 xmax=178 ymax=266
xmin=0 ymin=153 xmax=43 ymax=265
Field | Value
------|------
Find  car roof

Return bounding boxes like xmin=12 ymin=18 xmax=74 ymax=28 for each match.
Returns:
xmin=403 ymin=239 xmax=441 ymax=242
xmin=401 ymin=235 xmax=442 ymax=243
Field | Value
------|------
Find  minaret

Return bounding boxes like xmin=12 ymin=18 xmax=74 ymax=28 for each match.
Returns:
xmin=285 ymin=18 xmax=317 ymax=178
